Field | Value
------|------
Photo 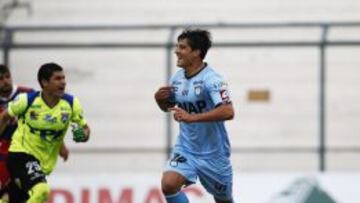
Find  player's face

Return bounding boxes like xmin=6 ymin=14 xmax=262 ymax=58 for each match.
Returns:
xmin=43 ymin=71 xmax=66 ymax=98
xmin=0 ymin=72 xmax=13 ymax=98
xmin=175 ymin=39 xmax=199 ymax=68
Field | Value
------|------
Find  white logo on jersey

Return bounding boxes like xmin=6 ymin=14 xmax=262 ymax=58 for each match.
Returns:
xmin=194 ymin=86 xmax=202 ymax=96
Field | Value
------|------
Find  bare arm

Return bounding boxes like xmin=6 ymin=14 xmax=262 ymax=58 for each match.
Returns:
xmin=0 ymin=111 xmax=12 ymax=135
xmin=59 ymin=142 xmax=69 ymax=161
xmin=154 ymin=86 xmax=176 ymax=112
xmin=169 ymin=103 xmax=234 ymax=123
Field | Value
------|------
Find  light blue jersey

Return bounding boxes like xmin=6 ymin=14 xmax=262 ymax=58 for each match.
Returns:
xmin=170 ymin=64 xmax=232 ymax=158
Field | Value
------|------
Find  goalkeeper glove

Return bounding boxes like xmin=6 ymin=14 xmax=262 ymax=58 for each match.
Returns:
xmin=72 ymin=124 xmax=88 ymax=142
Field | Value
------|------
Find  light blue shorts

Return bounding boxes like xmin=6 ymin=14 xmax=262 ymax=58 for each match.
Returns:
xmin=165 ymin=150 xmax=234 ymax=201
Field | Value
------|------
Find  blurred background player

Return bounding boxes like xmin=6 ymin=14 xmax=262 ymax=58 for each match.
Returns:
xmin=155 ymin=29 xmax=235 ymax=203
xmin=0 ymin=64 xmax=34 ymax=202
xmin=0 ymin=63 xmax=89 ymax=203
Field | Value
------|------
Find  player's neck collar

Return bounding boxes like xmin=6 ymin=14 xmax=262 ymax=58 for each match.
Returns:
xmin=185 ymin=62 xmax=207 ymax=79
xmin=40 ymin=91 xmax=61 ymax=108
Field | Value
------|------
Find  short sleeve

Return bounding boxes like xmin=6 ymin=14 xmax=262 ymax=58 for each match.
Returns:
xmin=205 ymin=74 xmax=232 ymax=106
xmin=7 ymin=93 xmax=28 ymax=117
xmin=71 ymin=97 xmax=87 ymax=127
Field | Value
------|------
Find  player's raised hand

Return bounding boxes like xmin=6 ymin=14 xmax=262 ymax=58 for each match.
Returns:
xmin=169 ymin=107 xmax=194 ymax=123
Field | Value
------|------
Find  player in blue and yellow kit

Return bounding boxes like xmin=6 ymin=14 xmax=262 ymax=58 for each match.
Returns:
xmin=0 ymin=64 xmax=70 ymax=203
xmin=155 ymin=29 xmax=235 ymax=203
xmin=0 ymin=63 xmax=90 ymax=203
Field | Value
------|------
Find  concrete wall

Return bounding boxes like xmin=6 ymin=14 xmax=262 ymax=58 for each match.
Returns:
xmin=2 ymin=0 xmax=360 ymax=173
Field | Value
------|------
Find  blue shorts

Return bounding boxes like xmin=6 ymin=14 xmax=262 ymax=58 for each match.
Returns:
xmin=165 ymin=150 xmax=234 ymax=201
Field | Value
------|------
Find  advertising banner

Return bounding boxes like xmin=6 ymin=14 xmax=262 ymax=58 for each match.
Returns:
xmin=47 ymin=173 xmax=360 ymax=203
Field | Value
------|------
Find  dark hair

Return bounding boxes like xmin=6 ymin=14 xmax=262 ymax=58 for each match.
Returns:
xmin=0 ymin=64 xmax=10 ymax=75
xmin=37 ymin=63 xmax=63 ymax=88
xmin=177 ymin=28 xmax=212 ymax=59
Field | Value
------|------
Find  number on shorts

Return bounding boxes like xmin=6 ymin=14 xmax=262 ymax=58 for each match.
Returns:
xmin=25 ymin=161 xmax=41 ymax=175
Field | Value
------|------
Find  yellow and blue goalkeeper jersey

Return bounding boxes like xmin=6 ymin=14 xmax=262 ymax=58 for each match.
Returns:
xmin=170 ymin=64 xmax=232 ymax=158
xmin=7 ymin=91 xmax=87 ymax=174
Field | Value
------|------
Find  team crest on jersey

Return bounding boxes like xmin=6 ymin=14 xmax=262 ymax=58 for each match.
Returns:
xmin=61 ymin=113 xmax=70 ymax=123
xmin=44 ymin=114 xmax=57 ymax=123
xmin=194 ymin=85 xmax=202 ymax=97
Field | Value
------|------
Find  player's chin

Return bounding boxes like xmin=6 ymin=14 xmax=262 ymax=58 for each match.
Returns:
xmin=176 ymin=60 xmax=185 ymax=67
xmin=4 ymin=85 xmax=12 ymax=90
xmin=56 ymin=90 xmax=65 ymax=97
xmin=0 ymin=89 xmax=11 ymax=96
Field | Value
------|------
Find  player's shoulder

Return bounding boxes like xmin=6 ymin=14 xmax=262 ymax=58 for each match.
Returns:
xmin=13 ymin=92 xmax=29 ymax=101
xmin=170 ymin=69 xmax=186 ymax=83
xmin=8 ymin=92 xmax=28 ymax=108
xmin=16 ymin=86 xmax=34 ymax=93
xmin=61 ymin=93 xmax=83 ymax=108
xmin=8 ymin=86 xmax=34 ymax=101
xmin=202 ymin=65 xmax=224 ymax=81
xmin=61 ymin=93 xmax=77 ymax=105
xmin=173 ymin=69 xmax=185 ymax=78
xmin=62 ymin=92 xmax=75 ymax=100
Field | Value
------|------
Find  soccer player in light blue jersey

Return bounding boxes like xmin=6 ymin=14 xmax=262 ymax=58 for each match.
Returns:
xmin=155 ymin=29 xmax=235 ymax=203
